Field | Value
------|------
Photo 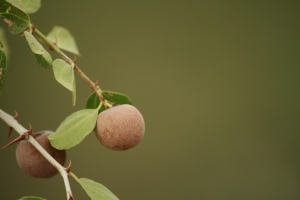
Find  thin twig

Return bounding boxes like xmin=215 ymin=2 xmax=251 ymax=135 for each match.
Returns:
xmin=32 ymin=25 xmax=106 ymax=102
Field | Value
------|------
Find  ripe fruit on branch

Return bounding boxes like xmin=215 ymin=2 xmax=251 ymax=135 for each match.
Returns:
xmin=95 ymin=104 xmax=145 ymax=150
xmin=15 ymin=130 xmax=66 ymax=178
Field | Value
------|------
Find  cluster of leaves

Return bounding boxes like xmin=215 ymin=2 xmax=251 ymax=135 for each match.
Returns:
xmin=0 ymin=0 xmax=133 ymax=199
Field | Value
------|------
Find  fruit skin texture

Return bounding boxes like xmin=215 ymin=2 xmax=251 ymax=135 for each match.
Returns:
xmin=96 ymin=104 xmax=145 ymax=151
xmin=15 ymin=130 xmax=66 ymax=179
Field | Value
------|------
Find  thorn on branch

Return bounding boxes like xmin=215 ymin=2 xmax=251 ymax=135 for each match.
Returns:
xmin=94 ymin=80 xmax=99 ymax=89
xmin=89 ymin=80 xmax=99 ymax=93
xmin=30 ymin=23 xmax=36 ymax=34
xmin=48 ymin=45 xmax=54 ymax=51
xmin=53 ymin=36 xmax=58 ymax=46
xmin=68 ymin=193 xmax=74 ymax=200
xmin=49 ymin=36 xmax=58 ymax=51
xmin=6 ymin=110 xmax=19 ymax=140
xmin=6 ymin=127 xmax=13 ymax=141
xmin=14 ymin=110 xmax=19 ymax=120
xmin=66 ymin=160 xmax=72 ymax=174
xmin=52 ymin=36 xmax=58 ymax=46
xmin=26 ymin=123 xmax=35 ymax=138
xmin=73 ymin=55 xmax=77 ymax=64
xmin=1 ymin=134 xmax=25 ymax=150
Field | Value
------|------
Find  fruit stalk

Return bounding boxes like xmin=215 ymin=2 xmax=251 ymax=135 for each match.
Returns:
xmin=0 ymin=109 xmax=73 ymax=200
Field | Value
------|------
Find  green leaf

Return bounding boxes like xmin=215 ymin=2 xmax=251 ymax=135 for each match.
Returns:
xmin=34 ymin=51 xmax=52 ymax=69
xmin=47 ymin=26 xmax=80 ymax=56
xmin=0 ymin=42 xmax=7 ymax=95
xmin=6 ymin=0 xmax=41 ymax=14
xmin=0 ymin=27 xmax=10 ymax=59
xmin=86 ymin=92 xmax=101 ymax=109
xmin=0 ymin=0 xmax=30 ymax=34
xmin=86 ymin=92 xmax=106 ymax=113
xmin=49 ymin=109 xmax=98 ymax=150
xmin=18 ymin=196 xmax=46 ymax=200
xmin=52 ymin=59 xmax=76 ymax=105
xmin=52 ymin=59 xmax=74 ymax=90
xmin=78 ymin=178 xmax=119 ymax=200
xmin=86 ymin=91 xmax=132 ymax=114
xmin=24 ymin=31 xmax=52 ymax=69
xmin=102 ymin=90 xmax=132 ymax=105
xmin=0 ymin=27 xmax=8 ymax=94
xmin=24 ymin=31 xmax=46 ymax=54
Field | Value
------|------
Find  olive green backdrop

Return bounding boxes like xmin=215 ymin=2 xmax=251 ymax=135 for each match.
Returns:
xmin=0 ymin=1 xmax=300 ymax=199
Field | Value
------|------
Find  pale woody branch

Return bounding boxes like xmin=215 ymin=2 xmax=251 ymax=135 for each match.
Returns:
xmin=0 ymin=109 xmax=74 ymax=200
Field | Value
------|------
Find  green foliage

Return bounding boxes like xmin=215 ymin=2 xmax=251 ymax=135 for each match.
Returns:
xmin=86 ymin=92 xmax=106 ymax=113
xmin=0 ymin=38 xmax=7 ymax=95
xmin=0 ymin=27 xmax=9 ymax=58
xmin=0 ymin=0 xmax=30 ymax=34
xmin=18 ymin=197 xmax=46 ymax=200
xmin=24 ymin=31 xmax=52 ymax=69
xmin=6 ymin=0 xmax=41 ymax=14
xmin=52 ymin=59 xmax=76 ymax=105
xmin=0 ymin=0 xmax=137 ymax=199
xmin=86 ymin=91 xmax=132 ymax=114
xmin=102 ymin=90 xmax=132 ymax=105
xmin=48 ymin=109 xmax=98 ymax=150
xmin=86 ymin=92 xmax=101 ymax=109
xmin=34 ymin=52 xmax=52 ymax=69
xmin=78 ymin=178 xmax=119 ymax=200
xmin=86 ymin=91 xmax=132 ymax=108
xmin=24 ymin=31 xmax=46 ymax=54
xmin=47 ymin=26 xmax=80 ymax=56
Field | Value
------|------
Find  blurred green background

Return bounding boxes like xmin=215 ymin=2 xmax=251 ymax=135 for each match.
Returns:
xmin=1 ymin=1 xmax=300 ymax=199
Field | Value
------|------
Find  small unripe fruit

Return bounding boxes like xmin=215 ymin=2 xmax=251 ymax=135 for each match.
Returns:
xmin=96 ymin=104 xmax=145 ymax=150
xmin=15 ymin=130 xmax=66 ymax=178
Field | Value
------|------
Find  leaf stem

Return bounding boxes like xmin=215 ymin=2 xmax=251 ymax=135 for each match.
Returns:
xmin=69 ymin=172 xmax=80 ymax=183
xmin=32 ymin=25 xmax=106 ymax=102
xmin=0 ymin=109 xmax=74 ymax=200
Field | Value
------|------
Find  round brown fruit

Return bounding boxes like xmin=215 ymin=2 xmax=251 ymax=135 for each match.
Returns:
xmin=95 ymin=104 xmax=145 ymax=150
xmin=15 ymin=130 xmax=66 ymax=178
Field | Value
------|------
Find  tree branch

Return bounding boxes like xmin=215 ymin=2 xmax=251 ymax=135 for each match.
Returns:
xmin=0 ymin=109 xmax=74 ymax=200
xmin=32 ymin=25 xmax=106 ymax=103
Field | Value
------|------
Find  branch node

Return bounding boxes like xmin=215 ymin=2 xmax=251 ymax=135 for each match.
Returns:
xmin=49 ymin=36 xmax=58 ymax=51
xmin=28 ymin=22 xmax=36 ymax=34
xmin=53 ymin=36 xmax=58 ymax=46
xmin=48 ymin=45 xmax=54 ymax=51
